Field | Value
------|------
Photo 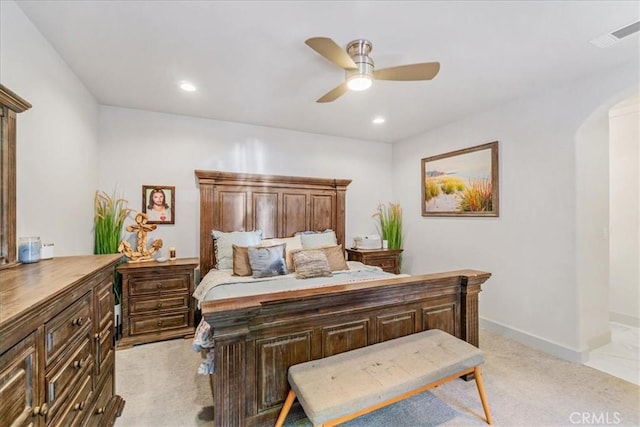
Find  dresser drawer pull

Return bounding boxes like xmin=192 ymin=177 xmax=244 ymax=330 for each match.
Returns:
xmin=46 ymin=333 xmax=53 ymax=352
xmin=96 ymin=407 xmax=106 ymax=415
xmin=73 ymin=359 xmax=84 ymax=369
xmin=157 ymin=302 xmax=163 ymax=308
xmin=74 ymin=402 xmax=85 ymax=411
xmin=157 ymin=320 xmax=163 ymax=326
xmin=72 ymin=317 xmax=84 ymax=326
xmin=156 ymin=283 xmax=162 ymax=289
xmin=33 ymin=403 xmax=49 ymax=417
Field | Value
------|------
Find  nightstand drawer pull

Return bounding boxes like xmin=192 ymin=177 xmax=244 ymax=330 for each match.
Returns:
xmin=157 ymin=320 xmax=163 ymax=326
xmin=156 ymin=283 xmax=162 ymax=289
xmin=157 ymin=302 xmax=163 ymax=308
xmin=73 ymin=359 xmax=83 ymax=369
xmin=74 ymin=402 xmax=85 ymax=411
xmin=72 ymin=317 xmax=84 ymax=326
xmin=96 ymin=407 xmax=105 ymax=415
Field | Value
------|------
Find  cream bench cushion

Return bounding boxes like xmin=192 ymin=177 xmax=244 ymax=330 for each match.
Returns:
xmin=277 ymin=328 xmax=492 ymax=426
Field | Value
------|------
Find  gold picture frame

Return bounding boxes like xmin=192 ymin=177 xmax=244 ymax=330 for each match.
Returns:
xmin=421 ymin=141 xmax=499 ymax=217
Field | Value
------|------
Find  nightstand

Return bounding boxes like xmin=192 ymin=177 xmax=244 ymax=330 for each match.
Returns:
xmin=346 ymin=248 xmax=403 ymax=274
xmin=117 ymin=258 xmax=199 ymax=348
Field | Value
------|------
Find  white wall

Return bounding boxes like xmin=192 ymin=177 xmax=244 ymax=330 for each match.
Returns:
xmin=97 ymin=106 xmax=393 ymax=259
xmin=1 ymin=0 xmax=100 ymax=255
xmin=1 ymin=0 xmax=393 ymax=259
xmin=392 ymin=64 xmax=639 ymax=361
xmin=609 ymin=96 xmax=640 ymax=326
xmin=576 ymin=105 xmax=610 ymax=350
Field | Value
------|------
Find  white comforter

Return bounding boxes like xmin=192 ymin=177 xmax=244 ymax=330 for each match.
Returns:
xmin=193 ymin=261 xmax=406 ymax=306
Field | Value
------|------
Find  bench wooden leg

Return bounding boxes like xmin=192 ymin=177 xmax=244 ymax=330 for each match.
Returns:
xmin=474 ymin=366 xmax=493 ymax=425
xmin=275 ymin=389 xmax=296 ymax=427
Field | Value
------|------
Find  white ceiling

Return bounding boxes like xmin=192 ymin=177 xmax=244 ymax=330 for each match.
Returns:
xmin=15 ymin=1 xmax=640 ymax=143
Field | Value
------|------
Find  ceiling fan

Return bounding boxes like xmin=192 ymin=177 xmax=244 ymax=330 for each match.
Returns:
xmin=305 ymin=37 xmax=440 ymax=103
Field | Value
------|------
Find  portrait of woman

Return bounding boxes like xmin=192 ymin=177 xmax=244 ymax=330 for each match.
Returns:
xmin=142 ymin=185 xmax=175 ymax=224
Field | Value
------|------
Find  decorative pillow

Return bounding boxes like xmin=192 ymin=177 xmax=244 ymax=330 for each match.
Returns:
xmin=292 ymin=249 xmax=333 ymax=279
xmin=261 ymin=235 xmax=303 ymax=270
xmin=299 ymin=229 xmax=337 ymax=249
xmin=290 ymin=245 xmax=348 ymax=272
xmin=212 ymin=230 xmax=263 ymax=270
xmin=321 ymin=245 xmax=349 ymax=271
xmin=248 ymin=244 xmax=287 ymax=279
xmin=232 ymin=245 xmax=253 ymax=277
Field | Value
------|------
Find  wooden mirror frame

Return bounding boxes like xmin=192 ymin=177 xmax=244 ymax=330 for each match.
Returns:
xmin=0 ymin=85 xmax=32 ymax=269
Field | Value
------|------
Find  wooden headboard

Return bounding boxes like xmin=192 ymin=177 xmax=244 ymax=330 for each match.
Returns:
xmin=195 ymin=170 xmax=351 ymax=276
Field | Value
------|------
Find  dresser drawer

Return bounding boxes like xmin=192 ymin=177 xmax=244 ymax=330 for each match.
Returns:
xmin=95 ymin=279 xmax=114 ymax=331
xmin=45 ymin=336 xmax=93 ymax=421
xmin=96 ymin=319 xmax=114 ymax=379
xmin=83 ymin=373 xmax=113 ymax=427
xmin=0 ymin=333 xmax=37 ymax=427
xmin=129 ymin=275 xmax=189 ymax=295
xmin=44 ymin=292 xmax=92 ymax=366
xmin=50 ymin=372 xmax=93 ymax=427
xmin=129 ymin=312 xmax=189 ymax=336
xmin=129 ymin=294 xmax=189 ymax=315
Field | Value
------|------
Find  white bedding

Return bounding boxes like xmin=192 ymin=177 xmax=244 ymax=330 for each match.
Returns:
xmin=193 ymin=261 xmax=407 ymax=306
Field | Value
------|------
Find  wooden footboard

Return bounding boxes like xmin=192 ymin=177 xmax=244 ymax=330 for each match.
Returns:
xmin=201 ymin=269 xmax=490 ymax=427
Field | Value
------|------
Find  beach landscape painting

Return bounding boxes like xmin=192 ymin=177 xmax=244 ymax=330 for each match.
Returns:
xmin=421 ymin=141 xmax=499 ymax=217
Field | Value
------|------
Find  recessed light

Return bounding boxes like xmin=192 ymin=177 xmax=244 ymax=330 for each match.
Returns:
xmin=179 ymin=81 xmax=197 ymax=92
xmin=372 ymin=116 xmax=385 ymax=124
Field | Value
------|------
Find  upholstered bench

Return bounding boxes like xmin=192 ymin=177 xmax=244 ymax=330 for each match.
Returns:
xmin=275 ymin=329 xmax=493 ymax=427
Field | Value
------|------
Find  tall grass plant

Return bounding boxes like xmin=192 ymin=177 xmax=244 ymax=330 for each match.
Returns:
xmin=373 ymin=202 xmax=403 ymax=249
xmin=94 ymin=190 xmax=132 ymax=304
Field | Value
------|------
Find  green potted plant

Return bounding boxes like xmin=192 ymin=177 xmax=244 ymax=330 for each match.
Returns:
xmin=94 ymin=190 xmax=132 ymax=339
xmin=373 ymin=202 xmax=403 ymax=250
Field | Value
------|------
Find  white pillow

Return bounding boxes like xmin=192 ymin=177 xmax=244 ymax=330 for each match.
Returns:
xmin=212 ymin=230 xmax=263 ymax=269
xmin=299 ymin=230 xmax=337 ymax=249
xmin=261 ymin=235 xmax=303 ymax=270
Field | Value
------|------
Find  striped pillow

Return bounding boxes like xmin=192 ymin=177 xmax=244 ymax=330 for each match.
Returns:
xmin=293 ymin=249 xmax=332 ymax=279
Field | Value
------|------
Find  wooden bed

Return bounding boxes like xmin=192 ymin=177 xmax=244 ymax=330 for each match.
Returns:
xmin=195 ymin=170 xmax=491 ymax=427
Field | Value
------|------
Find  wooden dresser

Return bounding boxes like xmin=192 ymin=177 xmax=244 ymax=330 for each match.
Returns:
xmin=116 ymin=258 xmax=199 ymax=349
xmin=0 ymin=254 xmax=124 ymax=427
xmin=346 ymin=248 xmax=404 ymax=274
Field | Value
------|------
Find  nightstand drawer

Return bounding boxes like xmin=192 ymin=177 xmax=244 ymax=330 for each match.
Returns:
xmin=369 ymin=258 xmax=397 ymax=271
xmin=129 ymin=294 xmax=190 ymax=315
xmin=129 ymin=275 xmax=189 ymax=295
xmin=129 ymin=312 xmax=189 ymax=336
xmin=346 ymin=248 xmax=403 ymax=274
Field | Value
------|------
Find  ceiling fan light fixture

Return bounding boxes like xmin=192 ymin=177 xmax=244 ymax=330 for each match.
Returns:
xmin=347 ymin=75 xmax=373 ymax=91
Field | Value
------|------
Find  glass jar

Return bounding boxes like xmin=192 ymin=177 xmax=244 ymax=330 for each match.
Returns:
xmin=18 ymin=236 xmax=41 ymax=263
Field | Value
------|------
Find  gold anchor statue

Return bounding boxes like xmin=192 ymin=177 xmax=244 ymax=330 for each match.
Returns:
xmin=118 ymin=212 xmax=163 ymax=263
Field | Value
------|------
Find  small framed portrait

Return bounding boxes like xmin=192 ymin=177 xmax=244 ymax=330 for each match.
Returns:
xmin=142 ymin=185 xmax=175 ymax=224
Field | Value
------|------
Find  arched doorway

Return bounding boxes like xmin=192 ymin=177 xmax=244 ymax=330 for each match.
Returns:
xmin=576 ymin=91 xmax=639 ymax=384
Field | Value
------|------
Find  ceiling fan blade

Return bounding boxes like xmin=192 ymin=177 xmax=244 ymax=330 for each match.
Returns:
xmin=305 ymin=37 xmax=357 ymax=70
xmin=375 ymin=62 xmax=440 ymax=81
xmin=316 ymin=82 xmax=348 ymax=103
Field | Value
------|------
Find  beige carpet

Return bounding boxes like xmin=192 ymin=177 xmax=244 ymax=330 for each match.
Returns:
xmin=114 ymin=329 xmax=639 ymax=426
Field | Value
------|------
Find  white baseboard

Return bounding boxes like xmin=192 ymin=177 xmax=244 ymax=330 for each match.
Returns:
xmin=479 ymin=317 xmax=588 ymax=363
xmin=610 ymin=312 xmax=640 ymax=328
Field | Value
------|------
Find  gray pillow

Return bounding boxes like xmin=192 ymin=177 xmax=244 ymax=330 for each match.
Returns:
xmin=299 ymin=229 xmax=337 ymax=249
xmin=212 ymin=230 xmax=263 ymax=269
xmin=292 ymin=249 xmax=333 ymax=279
xmin=248 ymin=244 xmax=287 ymax=278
